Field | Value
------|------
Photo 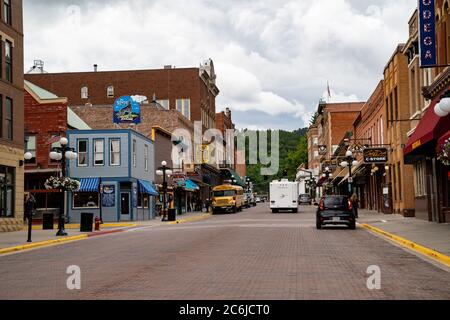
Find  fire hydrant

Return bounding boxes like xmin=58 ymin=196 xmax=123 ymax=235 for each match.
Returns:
xmin=94 ymin=216 xmax=101 ymax=231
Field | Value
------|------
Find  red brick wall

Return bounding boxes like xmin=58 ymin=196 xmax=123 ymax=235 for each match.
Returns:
xmin=24 ymin=90 xmax=68 ymax=170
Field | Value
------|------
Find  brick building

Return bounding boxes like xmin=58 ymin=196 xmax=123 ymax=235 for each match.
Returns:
xmin=24 ymin=80 xmax=90 ymax=220
xmin=24 ymin=59 xmax=219 ymax=133
xmin=384 ymin=44 xmax=415 ymax=217
xmin=352 ymin=81 xmax=387 ymax=212
xmin=404 ymin=0 xmax=450 ymax=223
xmin=0 ymin=0 xmax=24 ymax=232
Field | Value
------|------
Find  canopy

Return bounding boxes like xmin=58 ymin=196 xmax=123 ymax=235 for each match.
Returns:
xmin=404 ymin=96 xmax=450 ymax=156
xmin=78 ymin=178 xmax=100 ymax=192
xmin=438 ymin=130 xmax=450 ymax=146
xmin=185 ymin=180 xmax=200 ymax=191
xmin=138 ymin=180 xmax=159 ymax=196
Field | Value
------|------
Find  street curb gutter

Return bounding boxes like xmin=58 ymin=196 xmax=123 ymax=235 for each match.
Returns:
xmin=168 ymin=214 xmax=212 ymax=225
xmin=0 ymin=235 xmax=88 ymax=256
xmin=360 ymin=223 xmax=450 ymax=268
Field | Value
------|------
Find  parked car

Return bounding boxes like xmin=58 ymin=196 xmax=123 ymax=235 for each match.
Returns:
xmin=256 ymin=197 xmax=262 ymax=203
xmin=298 ymin=194 xmax=312 ymax=205
xmin=316 ymin=195 xmax=356 ymax=230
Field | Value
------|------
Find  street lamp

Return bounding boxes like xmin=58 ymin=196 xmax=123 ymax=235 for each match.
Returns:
xmin=340 ymin=150 xmax=358 ymax=196
xmin=157 ymin=161 xmax=173 ymax=221
xmin=434 ymin=90 xmax=450 ymax=117
xmin=49 ymin=137 xmax=78 ymax=237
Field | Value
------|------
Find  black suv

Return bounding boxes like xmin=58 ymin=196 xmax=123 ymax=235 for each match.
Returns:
xmin=316 ymin=195 xmax=356 ymax=230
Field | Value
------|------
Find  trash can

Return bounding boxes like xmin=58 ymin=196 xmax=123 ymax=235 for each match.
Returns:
xmin=168 ymin=209 xmax=177 ymax=222
xmin=42 ymin=214 xmax=54 ymax=230
xmin=80 ymin=213 xmax=94 ymax=232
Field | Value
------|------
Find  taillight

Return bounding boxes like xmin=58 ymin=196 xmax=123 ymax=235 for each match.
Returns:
xmin=233 ymin=196 xmax=236 ymax=201
xmin=348 ymin=200 xmax=353 ymax=210
xmin=319 ymin=200 xmax=324 ymax=210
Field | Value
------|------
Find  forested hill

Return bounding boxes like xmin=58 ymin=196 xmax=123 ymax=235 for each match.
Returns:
xmin=241 ymin=128 xmax=309 ymax=194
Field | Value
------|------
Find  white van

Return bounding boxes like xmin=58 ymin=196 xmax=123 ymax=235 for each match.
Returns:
xmin=270 ymin=179 xmax=299 ymax=213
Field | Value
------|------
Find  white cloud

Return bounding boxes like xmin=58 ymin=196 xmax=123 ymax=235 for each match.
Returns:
xmin=24 ymin=0 xmax=416 ymax=130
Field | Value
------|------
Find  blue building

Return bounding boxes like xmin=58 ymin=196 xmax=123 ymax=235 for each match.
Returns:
xmin=66 ymin=129 xmax=158 ymax=222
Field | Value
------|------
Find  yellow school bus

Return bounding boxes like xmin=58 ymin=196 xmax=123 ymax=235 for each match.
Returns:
xmin=212 ymin=184 xmax=244 ymax=214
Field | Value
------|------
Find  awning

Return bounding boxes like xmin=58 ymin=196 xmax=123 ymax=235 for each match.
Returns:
xmin=138 ymin=180 xmax=159 ymax=196
xmin=404 ymin=96 xmax=450 ymax=156
xmin=185 ymin=180 xmax=200 ymax=191
xmin=338 ymin=162 xmax=364 ymax=186
xmin=78 ymin=178 xmax=100 ymax=192
xmin=221 ymin=168 xmax=245 ymax=187
xmin=331 ymin=168 xmax=347 ymax=183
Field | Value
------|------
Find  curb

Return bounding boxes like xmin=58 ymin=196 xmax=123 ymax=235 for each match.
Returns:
xmin=360 ymin=223 xmax=450 ymax=268
xmin=168 ymin=214 xmax=212 ymax=225
xmin=0 ymin=234 xmax=88 ymax=256
xmin=25 ymin=223 xmax=137 ymax=231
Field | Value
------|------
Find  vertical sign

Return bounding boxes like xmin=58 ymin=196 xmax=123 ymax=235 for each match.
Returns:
xmin=102 ymin=185 xmax=116 ymax=208
xmin=418 ymin=0 xmax=437 ymax=67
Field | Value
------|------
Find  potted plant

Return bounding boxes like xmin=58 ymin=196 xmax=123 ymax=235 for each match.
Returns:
xmin=437 ymin=139 xmax=450 ymax=166
xmin=45 ymin=176 xmax=81 ymax=192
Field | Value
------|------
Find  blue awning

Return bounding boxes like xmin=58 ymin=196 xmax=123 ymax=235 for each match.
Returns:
xmin=78 ymin=178 xmax=100 ymax=192
xmin=185 ymin=180 xmax=200 ymax=191
xmin=139 ymin=180 xmax=159 ymax=196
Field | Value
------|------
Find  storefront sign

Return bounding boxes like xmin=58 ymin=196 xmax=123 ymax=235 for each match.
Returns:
xmin=113 ymin=96 xmax=141 ymax=124
xmin=412 ymin=140 xmax=422 ymax=150
xmin=363 ymin=148 xmax=388 ymax=164
xmin=318 ymin=145 xmax=327 ymax=155
xmin=102 ymin=185 xmax=115 ymax=208
xmin=419 ymin=0 xmax=437 ymax=67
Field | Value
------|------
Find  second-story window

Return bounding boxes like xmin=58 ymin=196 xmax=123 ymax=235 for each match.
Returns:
xmin=77 ymin=140 xmax=88 ymax=167
xmin=25 ymin=136 xmax=37 ymax=164
xmin=157 ymin=100 xmax=170 ymax=110
xmin=110 ymin=139 xmax=121 ymax=166
xmin=6 ymin=97 xmax=12 ymax=140
xmin=5 ymin=41 xmax=12 ymax=83
xmin=144 ymin=145 xmax=149 ymax=171
xmin=3 ymin=0 xmax=11 ymax=25
xmin=94 ymin=139 xmax=104 ymax=166
xmin=176 ymin=99 xmax=191 ymax=120
xmin=107 ymin=86 xmax=114 ymax=98
xmin=81 ymin=86 xmax=89 ymax=99
xmin=132 ymin=139 xmax=137 ymax=167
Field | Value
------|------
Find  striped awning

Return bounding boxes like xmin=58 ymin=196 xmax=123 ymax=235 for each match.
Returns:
xmin=79 ymin=178 xmax=100 ymax=192
xmin=138 ymin=180 xmax=159 ymax=196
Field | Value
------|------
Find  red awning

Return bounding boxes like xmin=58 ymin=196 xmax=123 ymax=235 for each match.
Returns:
xmin=438 ymin=130 xmax=450 ymax=146
xmin=316 ymin=176 xmax=327 ymax=187
xmin=404 ymin=96 xmax=450 ymax=156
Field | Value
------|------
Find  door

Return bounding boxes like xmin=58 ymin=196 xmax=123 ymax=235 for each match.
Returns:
xmin=120 ymin=192 xmax=131 ymax=221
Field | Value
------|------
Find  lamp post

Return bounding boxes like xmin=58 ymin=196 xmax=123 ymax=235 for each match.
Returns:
xmin=157 ymin=161 xmax=173 ymax=222
xmin=322 ymin=167 xmax=333 ymax=195
xmin=24 ymin=151 xmax=34 ymax=242
xmin=434 ymin=90 xmax=450 ymax=117
xmin=49 ymin=137 xmax=78 ymax=237
xmin=340 ymin=150 xmax=358 ymax=196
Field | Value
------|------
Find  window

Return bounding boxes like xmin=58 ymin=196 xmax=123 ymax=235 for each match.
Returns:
xmin=144 ymin=145 xmax=149 ymax=171
xmin=110 ymin=139 xmax=121 ymax=166
xmin=414 ymin=160 xmax=427 ymax=197
xmin=313 ymin=138 xmax=318 ymax=146
xmin=81 ymin=86 xmax=89 ymax=99
xmin=77 ymin=140 xmax=88 ymax=167
xmin=6 ymin=98 xmax=12 ymax=140
xmin=25 ymin=136 xmax=36 ymax=164
xmin=394 ymin=88 xmax=399 ymax=120
xmin=94 ymin=139 xmax=104 ymax=166
xmin=107 ymin=86 xmax=114 ymax=98
xmin=176 ymin=99 xmax=191 ymax=120
xmin=73 ymin=193 xmax=99 ymax=209
xmin=3 ymin=0 xmax=11 ymax=25
xmin=0 ymin=165 xmax=15 ymax=218
xmin=398 ymin=163 xmax=402 ymax=201
xmin=314 ymin=151 xmax=319 ymax=158
xmin=132 ymin=139 xmax=137 ymax=167
xmin=143 ymin=195 xmax=149 ymax=209
xmin=5 ymin=41 xmax=12 ymax=82
xmin=157 ymin=100 xmax=170 ymax=110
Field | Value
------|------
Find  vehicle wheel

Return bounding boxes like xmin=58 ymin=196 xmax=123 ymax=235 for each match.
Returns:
xmin=293 ymin=209 xmax=298 ymax=213
xmin=233 ymin=206 xmax=238 ymax=214
xmin=349 ymin=221 xmax=356 ymax=230
xmin=316 ymin=220 xmax=322 ymax=230
xmin=272 ymin=209 xmax=278 ymax=214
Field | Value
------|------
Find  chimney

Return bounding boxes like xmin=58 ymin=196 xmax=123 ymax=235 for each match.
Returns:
xmin=94 ymin=64 xmax=98 ymax=72
xmin=226 ymin=107 xmax=232 ymax=118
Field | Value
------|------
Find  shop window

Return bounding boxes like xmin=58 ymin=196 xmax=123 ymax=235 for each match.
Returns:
xmin=0 ymin=166 xmax=15 ymax=218
xmin=25 ymin=136 xmax=37 ymax=164
xmin=73 ymin=193 xmax=99 ymax=209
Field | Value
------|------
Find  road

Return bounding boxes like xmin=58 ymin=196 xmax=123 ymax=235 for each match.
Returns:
xmin=0 ymin=204 xmax=449 ymax=300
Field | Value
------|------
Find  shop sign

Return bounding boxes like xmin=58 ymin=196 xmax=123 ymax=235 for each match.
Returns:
xmin=113 ymin=96 xmax=142 ymax=124
xmin=172 ymin=173 xmax=186 ymax=184
xmin=412 ymin=140 xmax=422 ymax=150
xmin=419 ymin=0 xmax=437 ymax=67
xmin=363 ymin=148 xmax=388 ymax=164
xmin=318 ymin=145 xmax=327 ymax=155
xmin=102 ymin=185 xmax=116 ymax=208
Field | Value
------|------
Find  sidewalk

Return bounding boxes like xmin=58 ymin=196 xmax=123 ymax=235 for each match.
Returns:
xmin=0 ymin=211 xmax=210 ymax=254
xmin=358 ymin=209 xmax=450 ymax=256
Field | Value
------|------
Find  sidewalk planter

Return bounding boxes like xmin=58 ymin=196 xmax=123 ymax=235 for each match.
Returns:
xmin=66 ymin=129 xmax=158 ymax=223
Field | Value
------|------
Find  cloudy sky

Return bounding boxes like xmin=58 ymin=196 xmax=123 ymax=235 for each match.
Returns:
xmin=24 ymin=0 xmax=417 ymax=130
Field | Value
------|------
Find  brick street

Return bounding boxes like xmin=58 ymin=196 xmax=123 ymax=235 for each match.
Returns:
xmin=0 ymin=204 xmax=449 ymax=300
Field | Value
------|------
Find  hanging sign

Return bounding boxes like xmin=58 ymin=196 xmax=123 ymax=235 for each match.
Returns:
xmin=113 ymin=96 xmax=142 ymax=124
xmin=363 ymin=148 xmax=388 ymax=164
xmin=318 ymin=145 xmax=327 ymax=156
xmin=418 ymin=0 xmax=437 ymax=67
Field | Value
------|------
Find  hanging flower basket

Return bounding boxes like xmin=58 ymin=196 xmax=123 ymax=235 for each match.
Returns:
xmin=437 ymin=139 xmax=450 ymax=166
xmin=45 ymin=176 xmax=81 ymax=192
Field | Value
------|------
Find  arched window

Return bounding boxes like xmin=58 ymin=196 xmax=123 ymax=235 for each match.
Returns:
xmin=107 ymin=85 xmax=114 ymax=98
xmin=81 ymin=86 xmax=89 ymax=99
